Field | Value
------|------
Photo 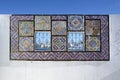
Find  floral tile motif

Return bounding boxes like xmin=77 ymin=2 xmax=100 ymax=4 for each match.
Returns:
xmin=52 ymin=36 xmax=66 ymax=51
xmin=68 ymin=16 xmax=84 ymax=30
xmin=34 ymin=31 xmax=51 ymax=51
xmin=68 ymin=32 xmax=85 ymax=51
xmin=35 ymin=16 xmax=51 ymax=30
xmin=52 ymin=21 xmax=66 ymax=35
xmin=19 ymin=21 xmax=34 ymax=36
xmin=86 ymin=36 xmax=100 ymax=51
xmin=52 ymin=16 xmax=67 ymax=20
xmin=85 ymin=20 xmax=100 ymax=35
xmin=19 ymin=37 xmax=33 ymax=51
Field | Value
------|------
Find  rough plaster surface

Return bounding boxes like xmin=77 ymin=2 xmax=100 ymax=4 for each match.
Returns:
xmin=0 ymin=15 xmax=120 ymax=80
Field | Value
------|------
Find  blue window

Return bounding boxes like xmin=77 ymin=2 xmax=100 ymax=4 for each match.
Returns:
xmin=34 ymin=31 xmax=51 ymax=51
xmin=68 ymin=32 xmax=85 ymax=51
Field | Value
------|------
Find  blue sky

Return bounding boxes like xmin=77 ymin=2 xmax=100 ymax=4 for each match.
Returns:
xmin=0 ymin=0 xmax=120 ymax=14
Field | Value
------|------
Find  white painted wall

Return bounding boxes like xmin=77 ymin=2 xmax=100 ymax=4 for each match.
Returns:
xmin=0 ymin=15 xmax=120 ymax=80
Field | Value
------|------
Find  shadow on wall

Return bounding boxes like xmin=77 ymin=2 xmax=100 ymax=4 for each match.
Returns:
xmin=101 ymin=69 xmax=120 ymax=80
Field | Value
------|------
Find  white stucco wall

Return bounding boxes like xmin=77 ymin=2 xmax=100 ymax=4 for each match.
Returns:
xmin=0 ymin=15 xmax=120 ymax=80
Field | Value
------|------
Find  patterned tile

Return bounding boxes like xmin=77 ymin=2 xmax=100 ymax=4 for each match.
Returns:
xmin=19 ymin=21 xmax=34 ymax=36
xmin=68 ymin=32 xmax=85 ymax=51
xmin=68 ymin=16 xmax=84 ymax=30
xmin=52 ymin=36 xmax=66 ymax=51
xmin=19 ymin=37 xmax=33 ymax=51
xmin=52 ymin=21 xmax=66 ymax=35
xmin=35 ymin=16 xmax=51 ymax=30
xmin=10 ymin=15 xmax=109 ymax=61
xmin=86 ymin=36 xmax=100 ymax=51
xmin=52 ymin=16 xmax=67 ymax=20
xmin=85 ymin=20 xmax=100 ymax=35
xmin=34 ymin=31 xmax=51 ymax=51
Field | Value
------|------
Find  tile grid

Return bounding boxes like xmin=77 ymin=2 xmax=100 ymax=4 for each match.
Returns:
xmin=51 ymin=16 xmax=67 ymax=51
xmin=18 ymin=20 xmax=34 ymax=52
xmin=34 ymin=16 xmax=51 ymax=51
xmin=10 ymin=16 xmax=109 ymax=59
xmin=85 ymin=19 xmax=101 ymax=51
xmin=68 ymin=16 xmax=85 ymax=51
xmin=18 ymin=15 xmax=101 ymax=52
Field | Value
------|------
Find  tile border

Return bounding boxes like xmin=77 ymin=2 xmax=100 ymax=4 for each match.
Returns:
xmin=10 ymin=14 xmax=109 ymax=61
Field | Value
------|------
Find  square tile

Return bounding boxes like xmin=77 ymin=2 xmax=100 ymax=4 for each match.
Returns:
xmin=68 ymin=16 xmax=84 ymax=30
xmin=52 ymin=36 xmax=66 ymax=51
xmin=35 ymin=16 xmax=51 ymax=30
xmin=52 ymin=16 xmax=67 ymax=20
xmin=34 ymin=31 xmax=51 ymax=51
xmin=19 ymin=21 xmax=34 ymax=36
xmin=19 ymin=37 xmax=34 ymax=51
xmin=52 ymin=21 xmax=67 ymax=35
xmin=85 ymin=20 xmax=100 ymax=35
xmin=68 ymin=32 xmax=85 ymax=51
xmin=86 ymin=36 xmax=100 ymax=51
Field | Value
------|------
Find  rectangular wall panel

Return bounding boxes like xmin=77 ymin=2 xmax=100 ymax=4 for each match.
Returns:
xmin=10 ymin=15 xmax=109 ymax=61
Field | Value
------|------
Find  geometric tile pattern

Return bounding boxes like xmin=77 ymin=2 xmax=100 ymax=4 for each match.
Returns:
xmin=35 ymin=16 xmax=51 ymax=30
xmin=10 ymin=16 xmax=34 ymax=54
xmin=19 ymin=37 xmax=33 ymax=51
xmin=52 ymin=21 xmax=66 ymax=35
xmin=52 ymin=36 xmax=66 ymax=51
xmin=52 ymin=16 xmax=67 ymax=20
xmin=19 ymin=20 xmax=34 ymax=36
xmin=85 ymin=15 xmax=109 ymax=60
xmin=86 ymin=36 xmax=100 ymax=51
xmin=10 ymin=15 xmax=109 ymax=61
xmin=68 ymin=16 xmax=84 ymax=30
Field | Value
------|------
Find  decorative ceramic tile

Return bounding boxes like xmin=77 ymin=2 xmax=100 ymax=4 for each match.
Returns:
xmin=52 ymin=21 xmax=66 ymax=35
xmin=68 ymin=16 xmax=84 ymax=30
xmin=85 ymin=20 xmax=100 ymax=35
xmin=52 ymin=36 xmax=66 ymax=51
xmin=52 ymin=16 xmax=67 ymax=20
xmin=68 ymin=32 xmax=85 ymax=51
xmin=35 ymin=16 xmax=51 ymax=30
xmin=19 ymin=37 xmax=33 ymax=51
xmin=86 ymin=36 xmax=100 ymax=51
xmin=10 ymin=15 xmax=109 ymax=61
xmin=19 ymin=21 xmax=34 ymax=36
xmin=34 ymin=31 xmax=51 ymax=51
